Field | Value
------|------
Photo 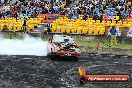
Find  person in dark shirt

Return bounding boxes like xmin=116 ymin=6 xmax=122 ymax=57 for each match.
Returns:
xmin=0 ymin=13 xmax=2 ymax=18
xmin=99 ymin=13 xmax=103 ymax=23
xmin=93 ymin=13 xmax=99 ymax=22
xmin=119 ymin=13 xmax=125 ymax=24
xmin=83 ymin=14 xmax=88 ymax=21
xmin=22 ymin=17 xmax=27 ymax=33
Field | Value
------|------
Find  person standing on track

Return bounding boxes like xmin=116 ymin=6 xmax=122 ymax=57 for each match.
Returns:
xmin=110 ymin=26 xmax=118 ymax=46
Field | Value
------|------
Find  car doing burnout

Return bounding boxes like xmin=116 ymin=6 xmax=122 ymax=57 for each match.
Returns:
xmin=47 ymin=35 xmax=81 ymax=60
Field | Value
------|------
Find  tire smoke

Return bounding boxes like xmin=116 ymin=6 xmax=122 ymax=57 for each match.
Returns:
xmin=0 ymin=34 xmax=48 ymax=56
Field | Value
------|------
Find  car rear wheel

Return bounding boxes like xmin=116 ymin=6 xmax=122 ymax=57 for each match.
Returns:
xmin=51 ymin=56 xmax=54 ymax=60
xmin=51 ymin=55 xmax=58 ymax=60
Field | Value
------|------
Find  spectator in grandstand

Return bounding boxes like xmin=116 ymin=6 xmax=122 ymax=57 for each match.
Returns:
xmin=99 ymin=13 xmax=103 ymax=23
xmin=119 ymin=12 xmax=126 ymax=23
xmin=0 ymin=12 xmax=2 ymax=18
xmin=110 ymin=26 xmax=117 ymax=46
xmin=0 ymin=0 xmax=131 ymax=24
xmin=109 ymin=14 xmax=114 ymax=23
xmin=83 ymin=14 xmax=88 ymax=21
xmin=72 ymin=13 xmax=77 ymax=19
xmin=114 ymin=15 xmax=120 ymax=24
xmin=104 ymin=13 xmax=109 ymax=23
xmin=22 ymin=17 xmax=27 ymax=33
xmin=14 ymin=11 xmax=18 ymax=20
xmin=93 ymin=13 xmax=99 ymax=22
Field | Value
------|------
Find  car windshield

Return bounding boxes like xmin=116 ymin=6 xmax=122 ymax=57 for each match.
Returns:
xmin=53 ymin=35 xmax=75 ymax=43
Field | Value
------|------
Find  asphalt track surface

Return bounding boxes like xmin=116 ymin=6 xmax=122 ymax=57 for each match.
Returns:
xmin=0 ymin=55 xmax=132 ymax=88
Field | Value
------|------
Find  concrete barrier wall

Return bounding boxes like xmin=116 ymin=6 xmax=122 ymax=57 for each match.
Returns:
xmin=80 ymin=46 xmax=132 ymax=56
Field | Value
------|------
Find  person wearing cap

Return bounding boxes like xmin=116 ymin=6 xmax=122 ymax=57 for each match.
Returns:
xmin=110 ymin=26 xmax=118 ymax=46
xmin=22 ymin=17 xmax=27 ymax=33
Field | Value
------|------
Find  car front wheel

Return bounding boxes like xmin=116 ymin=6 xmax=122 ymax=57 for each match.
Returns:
xmin=73 ymin=57 xmax=78 ymax=61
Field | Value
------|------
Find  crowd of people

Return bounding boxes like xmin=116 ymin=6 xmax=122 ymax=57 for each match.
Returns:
xmin=0 ymin=0 xmax=131 ymax=22
xmin=65 ymin=0 xmax=131 ymax=22
xmin=0 ymin=0 xmax=65 ymax=18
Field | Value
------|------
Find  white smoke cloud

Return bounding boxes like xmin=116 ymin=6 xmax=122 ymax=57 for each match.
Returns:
xmin=0 ymin=34 xmax=48 ymax=56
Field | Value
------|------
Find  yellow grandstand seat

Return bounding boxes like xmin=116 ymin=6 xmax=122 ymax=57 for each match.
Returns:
xmin=7 ymin=24 xmax=13 ymax=30
xmin=88 ymin=21 xmax=93 ymax=25
xmin=65 ymin=27 xmax=71 ymax=33
xmin=94 ymin=22 xmax=99 ymax=26
xmin=99 ymin=22 xmax=104 ymax=26
xmin=99 ymin=27 xmax=105 ymax=35
xmin=76 ymin=21 xmax=81 ymax=25
xmin=56 ymin=26 xmax=61 ymax=32
xmin=63 ymin=21 xmax=68 ymax=25
xmin=17 ymin=26 xmax=22 ymax=31
xmin=96 ymin=20 xmax=100 ymax=23
xmin=86 ymin=19 xmax=90 ymax=22
xmin=116 ymin=22 xmax=122 ymax=27
xmin=0 ymin=23 xmax=4 ymax=30
xmin=110 ymin=22 xmax=116 ymax=26
xmin=51 ymin=25 xmax=56 ymax=32
xmin=114 ymin=16 xmax=119 ymax=21
xmin=77 ymin=26 xmax=82 ymax=33
xmin=122 ymin=22 xmax=127 ymax=27
xmin=82 ymin=27 xmax=88 ymax=34
xmin=12 ymin=19 xmax=16 ymax=23
xmin=93 ymin=27 xmax=99 ymax=35
xmin=27 ymin=24 xmax=34 ymax=32
xmin=71 ymin=19 xmax=75 ymax=22
xmin=71 ymin=26 xmax=77 ymax=33
xmin=88 ymin=18 xmax=92 ymax=21
xmin=126 ymin=23 xmax=131 ymax=27
xmin=64 ymin=16 xmax=68 ymax=19
xmin=105 ymin=21 xmax=110 ymax=26
xmin=85 ymin=21 xmax=89 ymax=25
xmin=80 ymin=20 xmax=85 ymax=24
xmin=60 ymin=26 xmax=66 ymax=33
xmin=91 ymin=20 xmax=95 ymax=23
xmin=13 ymin=25 xmax=17 ymax=31
xmin=88 ymin=27 xmax=93 ymax=35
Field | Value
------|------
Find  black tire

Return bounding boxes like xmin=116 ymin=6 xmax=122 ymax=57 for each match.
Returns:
xmin=80 ymin=76 xmax=86 ymax=84
xmin=73 ymin=57 xmax=78 ymax=61
xmin=51 ymin=55 xmax=54 ymax=60
xmin=50 ymin=55 xmax=57 ymax=60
